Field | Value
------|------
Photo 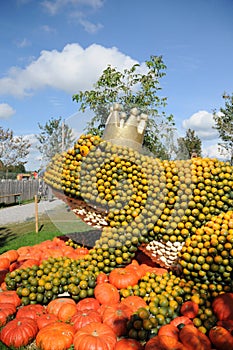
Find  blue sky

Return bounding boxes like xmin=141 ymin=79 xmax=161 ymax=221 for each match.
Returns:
xmin=0 ymin=0 xmax=232 ymax=170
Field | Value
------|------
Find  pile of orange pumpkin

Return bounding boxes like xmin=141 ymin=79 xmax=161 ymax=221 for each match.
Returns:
xmin=0 ymin=238 xmax=233 ymax=349
xmin=0 ymin=237 xmax=88 ymax=286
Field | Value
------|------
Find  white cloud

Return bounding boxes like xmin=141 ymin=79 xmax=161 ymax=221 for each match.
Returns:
xmin=182 ymin=110 xmax=219 ymax=140
xmin=42 ymin=0 xmax=104 ymax=15
xmin=0 ymin=43 xmax=138 ymax=97
xmin=41 ymin=24 xmax=56 ymax=33
xmin=0 ymin=103 xmax=16 ymax=119
xmin=202 ymin=142 xmax=230 ymax=161
xmin=16 ymin=38 xmax=31 ymax=48
xmin=70 ymin=12 xmax=103 ymax=33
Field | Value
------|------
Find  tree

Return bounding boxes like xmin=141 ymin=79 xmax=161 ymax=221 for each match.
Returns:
xmin=0 ymin=127 xmax=31 ymax=168
xmin=213 ymin=92 xmax=233 ymax=165
xmin=72 ymin=55 xmax=175 ymax=156
xmin=176 ymin=129 xmax=202 ymax=160
xmin=36 ymin=116 xmax=75 ymax=166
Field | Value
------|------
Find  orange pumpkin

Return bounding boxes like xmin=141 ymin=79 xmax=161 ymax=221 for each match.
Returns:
xmin=170 ymin=316 xmax=193 ymax=328
xmin=0 ymin=290 xmax=21 ymax=307
xmin=16 ymin=304 xmax=46 ymax=320
xmin=121 ymin=295 xmax=147 ymax=314
xmin=94 ymin=282 xmax=120 ymax=305
xmin=102 ymin=302 xmax=132 ymax=337
xmin=179 ymin=324 xmax=211 ymax=350
xmin=217 ymin=319 xmax=233 ymax=333
xmin=76 ymin=297 xmax=100 ymax=312
xmin=115 ymin=338 xmax=144 ymax=350
xmin=0 ymin=317 xmax=38 ymax=348
xmin=209 ymin=325 xmax=233 ymax=350
xmin=180 ymin=301 xmax=199 ymax=319
xmin=158 ymin=324 xmax=179 ymax=340
xmin=36 ymin=313 xmax=59 ymax=330
xmin=71 ymin=309 xmax=102 ymax=332
xmin=0 ymin=257 xmax=10 ymax=270
xmin=145 ymin=335 xmax=185 ymax=350
xmin=47 ymin=297 xmax=76 ymax=316
xmin=36 ymin=321 xmax=75 ymax=350
xmin=57 ymin=303 xmax=77 ymax=322
xmin=212 ymin=293 xmax=233 ymax=320
xmin=0 ymin=303 xmax=16 ymax=327
xmin=0 ymin=269 xmax=8 ymax=284
xmin=73 ymin=322 xmax=117 ymax=350
xmin=109 ymin=268 xmax=139 ymax=289
xmin=0 ymin=250 xmax=19 ymax=263
xmin=96 ymin=272 xmax=109 ymax=284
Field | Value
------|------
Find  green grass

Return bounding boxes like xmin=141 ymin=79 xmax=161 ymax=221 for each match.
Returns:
xmin=0 ymin=204 xmax=92 ymax=254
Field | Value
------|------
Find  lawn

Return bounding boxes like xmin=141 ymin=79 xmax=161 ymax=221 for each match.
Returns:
xmin=0 ymin=204 xmax=93 ymax=254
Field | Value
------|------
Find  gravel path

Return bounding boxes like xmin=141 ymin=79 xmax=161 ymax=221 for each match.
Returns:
xmin=0 ymin=199 xmax=66 ymax=225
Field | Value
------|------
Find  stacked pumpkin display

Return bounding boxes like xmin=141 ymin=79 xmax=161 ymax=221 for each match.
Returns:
xmin=1 ymin=132 xmax=233 ymax=349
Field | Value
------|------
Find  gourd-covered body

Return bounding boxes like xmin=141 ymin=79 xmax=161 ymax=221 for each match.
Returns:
xmin=44 ymin=133 xmax=233 ymax=276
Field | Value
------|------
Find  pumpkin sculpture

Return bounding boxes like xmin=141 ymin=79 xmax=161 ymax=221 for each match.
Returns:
xmin=44 ymin=131 xmax=233 ymax=282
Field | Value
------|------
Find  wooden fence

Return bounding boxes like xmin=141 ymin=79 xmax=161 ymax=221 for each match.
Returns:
xmin=0 ymin=179 xmax=39 ymax=205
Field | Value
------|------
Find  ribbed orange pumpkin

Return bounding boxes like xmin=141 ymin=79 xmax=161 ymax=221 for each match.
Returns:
xmin=0 ymin=317 xmax=38 ymax=348
xmin=115 ymin=338 xmax=144 ymax=350
xmin=76 ymin=297 xmax=100 ymax=312
xmin=36 ymin=313 xmax=59 ymax=330
xmin=212 ymin=293 xmax=233 ymax=321
xmin=36 ymin=321 xmax=75 ymax=350
xmin=47 ymin=297 xmax=76 ymax=316
xmin=0 ymin=290 xmax=21 ymax=307
xmin=121 ymin=295 xmax=147 ymax=314
xmin=179 ymin=324 xmax=211 ymax=350
xmin=57 ymin=303 xmax=77 ymax=322
xmin=94 ymin=282 xmax=120 ymax=305
xmin=73 ymin=322 xmax=117 ymax=350
xmin=109 ymin=268 xmax=139 ymax=289
xmin=102 ymin=302 xmax=132 ymax=337
xmin=180 ymin=301 xmax=199 ymax=319
xmin=158 ymin=324 xmax=179 ymax=340
xmin=0 ymin=257 xmax=10 ymax=270
xmin=209 ymin=326 xmax=233 ymax=350
xmin=16 ymin=304 xmax=46 ymax=320
xmin=0 ymin=303 xmax=16 ymax=327
xmin=71 ymin=309 xmax=102 ymax=332
xmin=170 ymin=316 xmax=193 ymax=328
xmin=0 ymin=250 xmax=19 ymax=263
xmin=145 ymin=335 xmax=185 ymax=350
